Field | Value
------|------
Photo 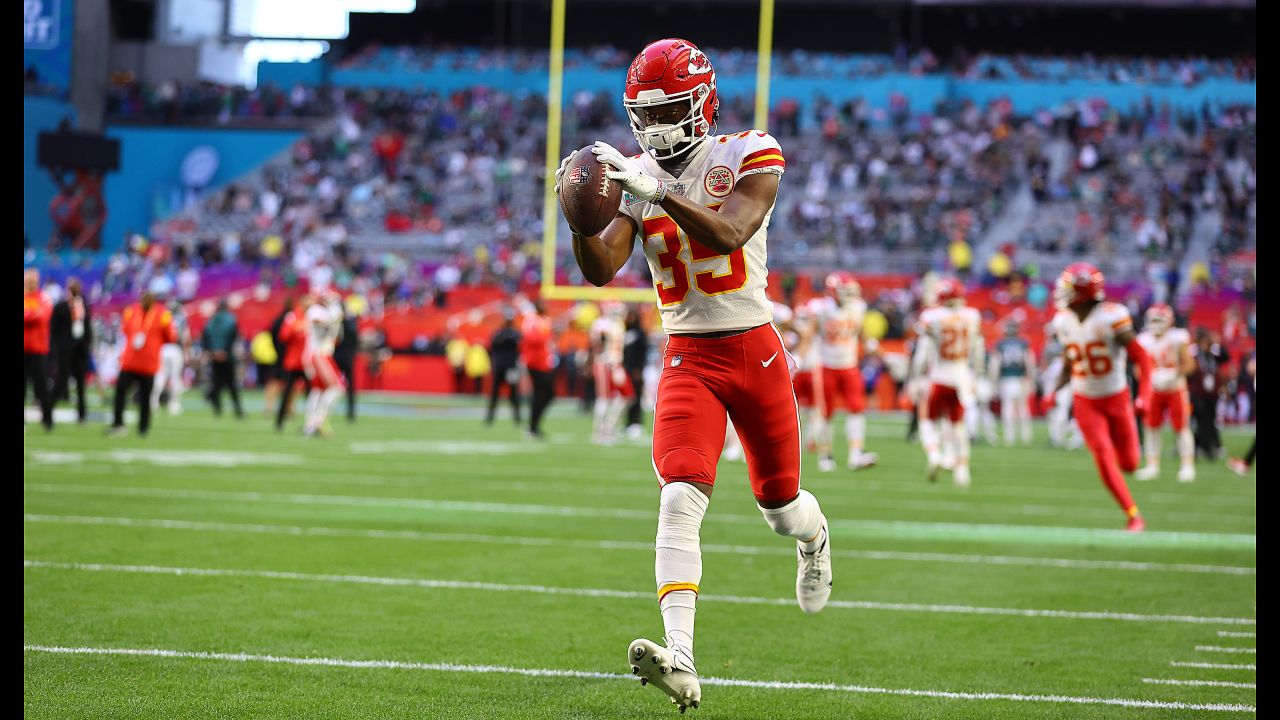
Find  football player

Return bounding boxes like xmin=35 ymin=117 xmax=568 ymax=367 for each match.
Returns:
xmin=556 ymin=38 xmax=831 ymax=711
xmin=1047 ymin=263 xmax=1152 ymax=531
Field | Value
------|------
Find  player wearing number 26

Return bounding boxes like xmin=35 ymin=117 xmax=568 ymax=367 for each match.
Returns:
xmin=1048 ymin=262 xmax=1154 ymax=533
xmin=554 ymin=38 xmax=832 ymax=713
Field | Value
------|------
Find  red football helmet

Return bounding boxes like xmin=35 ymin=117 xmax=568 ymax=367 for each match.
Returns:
xmin=624 ymin=38 xmax=719 ymax=160
xmin=1145 ymin=303 xmax=1174 ymax=335
xmin=935 ymin=278 xmax=964 ymax=306
xmin=1055 ymin=262 xmax=1106 ymax=309
xmin=824 ymin=272 xmax=862 ymax=304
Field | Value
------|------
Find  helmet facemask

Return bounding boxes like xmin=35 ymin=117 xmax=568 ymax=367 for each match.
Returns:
xmin=1146 ymin=308 xmax=1172 ymax=335
xmin=625 ymin=86 xmax=713 ymax=161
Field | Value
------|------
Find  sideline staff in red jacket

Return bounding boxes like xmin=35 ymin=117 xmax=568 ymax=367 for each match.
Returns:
xmin=23 ymin=269 xmax=54 ymax=430
xmin=109 ymin=292 xmax=176 ymax=436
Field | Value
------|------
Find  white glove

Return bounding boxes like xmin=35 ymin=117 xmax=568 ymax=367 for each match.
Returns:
xmin=552 ymin=152 xmax=573 ymax=195
xmin=592 ymin=141 xmax=667 ymax=203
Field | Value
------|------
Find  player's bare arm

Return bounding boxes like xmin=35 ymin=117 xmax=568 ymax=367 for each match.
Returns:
xmin=659 ymin=173 xmax=780 ymax=255
xmin=1179 ymin=343 xmax=1196 ymax=376
xmin=571 ymin=214 xmax=639 ymax=287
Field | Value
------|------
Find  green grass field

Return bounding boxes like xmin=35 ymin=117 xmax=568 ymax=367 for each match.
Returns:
xmin=24 ymin=393 xmax=1256 ymax=718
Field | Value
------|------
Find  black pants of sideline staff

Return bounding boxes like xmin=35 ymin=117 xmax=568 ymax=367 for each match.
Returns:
xmin=24 ymin=352 xmax=53 ymax=429
xmin=1192 ymin=395 xmax=1222 ymax=460
xmin=528 ymin=368 xmax=555 ymax=436
xmin=276 ymin=369 xmax=310 ymax=430
xmin=337 ymin=357 xmax=357 ymax=421
xmin=112 ymin=370 xmax=155 ymax=435
xmin=208 ymin=359 xmax=244 ymax=418
xmin=486 ymin=365 xmax=521 ymax=424
xmin=625 ymin=366 xmax=645 ymax=428
xmin=54 ymin=347 xmax=89 ymax=422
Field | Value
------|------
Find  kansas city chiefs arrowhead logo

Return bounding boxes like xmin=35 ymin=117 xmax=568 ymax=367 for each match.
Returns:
xmin=704 ymin=166 xmax=734 ymax=197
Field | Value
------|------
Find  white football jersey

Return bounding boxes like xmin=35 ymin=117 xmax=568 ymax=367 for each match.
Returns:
xmin=617 ymin=130 xmax=785 ymax=334
xmin=916 ymin=305 xmax=982 ymax=388
xmin=591 ymin=316 xmax=625 ymax=366
xmin=305 ymin=303 xmax=340 ymax=356
xmin=818 ymin=298 xmax=866 ymax=369
xmin=1137 ymin=328 xmax=1191 ymax=392
xmin=1051 ymin=302 xmax=1134 ymax=399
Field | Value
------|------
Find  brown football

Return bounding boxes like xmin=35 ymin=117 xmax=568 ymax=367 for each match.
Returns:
xmin=558 ymin=145 xmax=622 ymax=237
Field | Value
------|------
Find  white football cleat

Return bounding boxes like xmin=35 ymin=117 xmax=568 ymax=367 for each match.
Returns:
xmin=848 ymin=451 xmax=878 ymax=470
xmin=1177 ymin=465 xmax=1196 ymax=483
xmin=925 ymin=454 xmax=942 ymax=483
xmin=953 ymin=464 xmax=971 ymax=488
xmin=1134 ymin=465 xmax=1159 ymax=482
xmin=817 ymin=456 xmax=837 ymax=473
xmin=628 ymin=638 xmax=700 ymax=712
xmin=796 ymin=522 xmax=832 ymax=614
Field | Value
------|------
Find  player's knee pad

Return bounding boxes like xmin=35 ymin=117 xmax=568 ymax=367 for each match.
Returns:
xmin=656 ymin=482 xmax=709 ymax=591
xmin=759 ymin=489 xmax=823 ymax=540
xmin=655 ymin=447 xmax=714 ymax=485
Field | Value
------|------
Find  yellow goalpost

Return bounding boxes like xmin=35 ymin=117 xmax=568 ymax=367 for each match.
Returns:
xmin=538 ymin=0 xmax=775 ymax=303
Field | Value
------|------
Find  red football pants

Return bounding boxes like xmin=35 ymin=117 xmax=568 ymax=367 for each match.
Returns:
xmin=1074 ymin=390 xmax=1141 ymax=516
xmin=1145 ymin=388 xmax=1190 ymax=431
xmin=652 ymin=324 xmax=801 ymax=503
xmin=821 ymin=366 xmax=866 ymax=418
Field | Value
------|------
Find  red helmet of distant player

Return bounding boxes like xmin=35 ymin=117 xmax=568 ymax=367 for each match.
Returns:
xmin=1145 ymin=303 xmax=1174 ymax=335
xmin=935 ymin=278 xmax=965 ymax=306
xmin=624 ymin=38 xmax=719 ymax=161
xmin=824 ymin=272 xmax=862 ymax=304
xmin=1055 ymin=262 xmax=1106 ymax=309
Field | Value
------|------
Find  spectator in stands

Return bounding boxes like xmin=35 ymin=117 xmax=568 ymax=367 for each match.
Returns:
xmin=520 ymin=302 xmax=555 ymax=439
xmin=109 ymin=292 xmax=176 ymax=437
xmin=485 ymin=309 xmax=522 ymax=426
xmin=202 ymin=299 xmax=243 ymax=418
xmin=24 ymin=269 xmax=54 ymax=430
xmin=51 ymin=277 xmax=92 ymax=423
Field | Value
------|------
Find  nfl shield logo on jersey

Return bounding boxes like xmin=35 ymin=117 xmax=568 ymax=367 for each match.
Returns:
xmin=671 ymin=356 xmax=683 ymax=367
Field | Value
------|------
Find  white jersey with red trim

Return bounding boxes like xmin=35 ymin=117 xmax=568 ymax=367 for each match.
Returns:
xmin=305 ymin=302 xmax=341 ymax=357
xmin=617 ymin=130 xmax=785 ymax=334
xmin=916 ymin=305 xmax=982 ymax=388
xmin=1137 ymin=328 xmax=1191 ymax=392
xmin=591 ymin=316 xmax=625 ymax=367
xmin=818 ymin=298 xmax=866 ymax=370
xmin=1051 ymin=302 xmax=1134 ymax=399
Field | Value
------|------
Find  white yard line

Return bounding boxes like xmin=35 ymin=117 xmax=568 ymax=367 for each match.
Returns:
xmin=1196 ymin=646 xmax=1257 ymax=655
xmin=22 ymin=514 xmax=1257 ymax=576
xmin=1169 ymin=661 xmax=1256 ymax=671
xmin=23 ymin=561 xmax=1257 ymax=626
xmin=1142 ymin=678 xmax=1255 ymax=689
xmin=22 ymin=483 xmax=1258 ymax=551
xmin=21 ymin=645 xmax=1255 ymax=713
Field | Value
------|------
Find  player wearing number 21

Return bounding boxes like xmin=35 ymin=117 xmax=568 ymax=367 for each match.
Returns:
xmin=1048 ymin=262 xmax=1154 ymax=533
xmin=554 ymin=38 xmax=832 ymax=712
